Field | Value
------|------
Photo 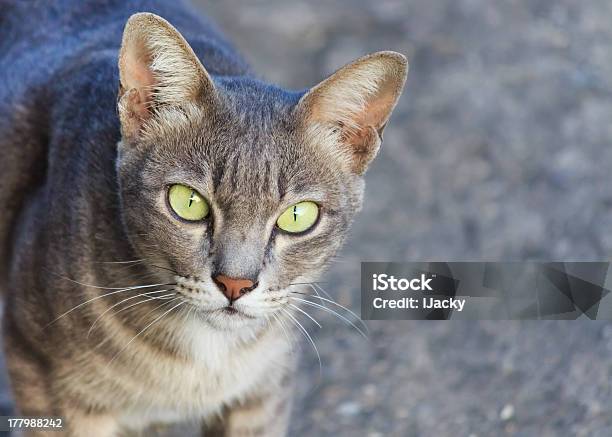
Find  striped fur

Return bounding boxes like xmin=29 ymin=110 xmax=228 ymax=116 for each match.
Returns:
xmin=0 ymin=2 xmax=407 ymax=436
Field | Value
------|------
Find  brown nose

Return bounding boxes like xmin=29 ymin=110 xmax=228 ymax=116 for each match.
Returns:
xmin=213 ymin=274 xmax=257 ymax=303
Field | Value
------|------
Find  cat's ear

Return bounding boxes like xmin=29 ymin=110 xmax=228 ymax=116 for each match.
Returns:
xmin=297 ymin=51 xmax=408 ymax=175
xmin=117 ymin=13 xmax=215 ymax=139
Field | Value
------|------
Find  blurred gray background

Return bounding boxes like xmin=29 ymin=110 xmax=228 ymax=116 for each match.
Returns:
xmin=192 ymin=1 xmax=612 ymax=436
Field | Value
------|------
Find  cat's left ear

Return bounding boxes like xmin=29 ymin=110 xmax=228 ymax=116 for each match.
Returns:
xmin=117 ymin=13 xmax=216 ymax=140
xmin=297 ymin=51 xmax=408 ymax=175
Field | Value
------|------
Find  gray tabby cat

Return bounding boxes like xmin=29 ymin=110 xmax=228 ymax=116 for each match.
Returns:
xmin=0 ymin=0 xmax=407 ymax=435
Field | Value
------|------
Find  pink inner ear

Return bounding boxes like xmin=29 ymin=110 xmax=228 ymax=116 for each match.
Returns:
xmin=358 ymin=79 xmax=397 ymax=130
xmin=126 ymin=88 xmax=150 ymax=120
xmin=123 ymin=43 xmax=156 ymax=118
xmin=339 ymin=82 xmax=397 ymax=174
xmin=361 ymin=95 xmax=395 ymax=129
xmin=341 ymin=125 xmax=380 ymax=175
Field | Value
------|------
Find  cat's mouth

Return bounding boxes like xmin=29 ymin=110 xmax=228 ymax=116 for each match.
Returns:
xmin=221 ymin=306 xmax=254 ymax=318
xmin=175 ymin=275 xmax=263 ymax=318
xmin=179 ymin=295 xmax=257 ymax=319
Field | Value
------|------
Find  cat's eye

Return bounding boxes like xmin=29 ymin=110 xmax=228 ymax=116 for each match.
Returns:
xmin=168 ymin=184 xmax=209 ymax=221
xmin=276 ymin=201 xmax=319 ymax=234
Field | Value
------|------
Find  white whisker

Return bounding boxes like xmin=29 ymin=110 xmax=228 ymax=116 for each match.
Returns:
xmin=290 ymin=296 xmax=368 ymax=339
xmin=49 ymin=271 xmax=170 ymax=291
xmin=288 ymin=303 xmax=322 ymax=328
xmin=281 ymin=307 xmax=322 ymax=378
xmin=45 ymin=282 xmax=176 ymax=328
xmin=311 ymin=283 xmax=336 ymax=305
xmin=94 ymin=259 xmax=145 ymax=265
xmin=87 ymin=290 xmax=174 ymax=337
xmin=133 ymin=296 xmax=182 ymax=327
xmin=297 ymin=285 xmax=369 ymax=334
xmin=106 ymin=300 xmax=185 ymax=368
xmin=272 ymin=312 xmax=294 ymax=346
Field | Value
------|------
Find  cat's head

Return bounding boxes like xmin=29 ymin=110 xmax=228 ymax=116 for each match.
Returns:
xmin=116 ymin=13 xmax=407 ymax=331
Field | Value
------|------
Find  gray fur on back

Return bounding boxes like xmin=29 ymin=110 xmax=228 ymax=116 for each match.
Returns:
xmin=0 ymin=1 xmax=406 ymax=434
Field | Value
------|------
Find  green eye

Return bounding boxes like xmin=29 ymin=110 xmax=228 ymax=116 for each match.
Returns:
xmin=276 ymin=201 xmax=319 ymax=233
xmin=168 ymin=184 xmax=209 ymax=221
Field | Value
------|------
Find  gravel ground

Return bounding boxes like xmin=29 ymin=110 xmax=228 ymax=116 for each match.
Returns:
xmin=3 ymin=1 xmax=612 ymax=436
xmin=197 ymin=1 xmax=612 ymax=436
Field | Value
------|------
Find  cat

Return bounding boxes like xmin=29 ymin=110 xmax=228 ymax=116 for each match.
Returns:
xmin=0 ymin=0 xmax=407 ymax=435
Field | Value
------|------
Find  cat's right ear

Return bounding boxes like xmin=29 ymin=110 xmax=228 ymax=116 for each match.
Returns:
xmin=118 ymin=13 xmax=215 ymax=140
xmin=296 ymin=51 xmax=408 ymax=175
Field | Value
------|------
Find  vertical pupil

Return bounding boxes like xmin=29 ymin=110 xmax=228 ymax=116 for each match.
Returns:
xmin=293 ymin=205 xmax=298 ymax=221
xmin=188 ymin=190 xmax=195 ymax=208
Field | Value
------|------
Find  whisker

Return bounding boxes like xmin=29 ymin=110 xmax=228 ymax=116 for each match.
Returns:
xmin=288 ymin=281 xmax=330 ymax=286
xmin=280 ymin=307 xmax=322 ymax=379
xmin=87 ymin=290 xmax=174 ymax=337
xmin=288 ymin=282 xmax=332 ymax=311
xmin=294 ymin=286 xmax=369 ymax=334
xmin=105 ymin=293 xmax=176 ymax=325
xmin=312 ymin=283 xmax=368 ymax=332
xmin=108 ymin=269 xmax=173 ymax=285
xmin=111 ymin=261 xmax=151 ymax=275
xmin=44 ymin=282 xmax=176 ymax=328
xmin=87 ymin=296 xmax=179 ymax=353
xmin=44 ymin=270 xmax=171 ymax=291
xmin=132 ymin=295 xmax=182 ymax=327
xmin=106 ymin=300 xmax=185 ymax=368
xmin=289 ymin=296 xmax=368 ymax=339
xmin=288 ymin=303 xmax=321 ymax=328
xmin=149 ymin=264 xmax=179 ymax=275
xmin=93 ymin=259 xmax=145 ymax=265
xmin=311 ymin=283 xmax=337 ymax=304
xmin=185 ymin=305 xmax=196 ymax=322
xmin=286 ymin=282 xmax=330 ymax=308
xmin=310 ymin=283 xmax=328 ymax=311
xmin=271 ymin=313 xmax=294 ymax=346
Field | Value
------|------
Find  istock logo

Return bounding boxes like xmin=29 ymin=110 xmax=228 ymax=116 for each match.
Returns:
xmin=372 ymin=273 xmax=434 ymax=291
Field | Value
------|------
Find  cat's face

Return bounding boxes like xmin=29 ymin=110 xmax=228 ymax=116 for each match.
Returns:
xmin=116 ymin=13 xmax=407 ymax=331
xmin=117 ymin=91 xmax=359 ymax=329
